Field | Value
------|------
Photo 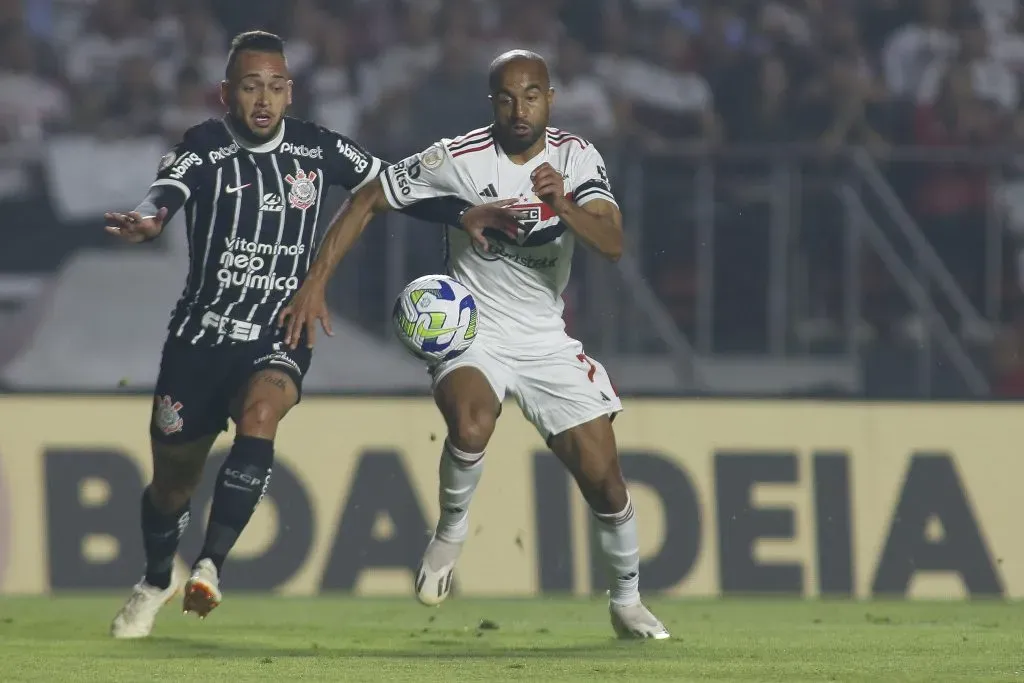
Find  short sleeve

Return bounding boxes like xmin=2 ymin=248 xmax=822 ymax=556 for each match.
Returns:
xmin=379 ymin=142 xmax=464 ymax=209
xmin=320 ymin=128 xmax=383 ymax=192
xmin=150 ymin=133 xmax=208 ymax=203
xmin=571 ymin=143 xmax=618 ymax=208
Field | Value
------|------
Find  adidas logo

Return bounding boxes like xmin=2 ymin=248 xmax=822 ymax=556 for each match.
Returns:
xmin=479 ymin=184 xmax=497 ymax=198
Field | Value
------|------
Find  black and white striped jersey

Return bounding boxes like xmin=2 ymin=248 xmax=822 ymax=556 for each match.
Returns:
xmin=150 ymin=116 xmax=382 ymax=346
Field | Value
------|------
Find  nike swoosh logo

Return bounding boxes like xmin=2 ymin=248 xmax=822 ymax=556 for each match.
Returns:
xmin=417 ymin=323 xmax=457 ymax=340
xmin=225 ymin=183 xmax=251 ymax=194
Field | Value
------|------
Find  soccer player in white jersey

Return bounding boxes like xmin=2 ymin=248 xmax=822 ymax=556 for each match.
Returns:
xmin=280 ymin=50 xmax=669 ymax=640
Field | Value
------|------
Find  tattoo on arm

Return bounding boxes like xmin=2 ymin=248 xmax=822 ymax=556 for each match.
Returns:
xmin=261 ymin=375 xmax=288 ymax=391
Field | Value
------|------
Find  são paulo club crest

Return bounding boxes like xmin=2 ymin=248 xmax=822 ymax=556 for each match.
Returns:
xmin=284 ymin=168 xmax=319 ymax=210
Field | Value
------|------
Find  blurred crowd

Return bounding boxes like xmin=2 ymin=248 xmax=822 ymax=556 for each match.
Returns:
xmin=3 ymin=0 xmax=1024 ymax=392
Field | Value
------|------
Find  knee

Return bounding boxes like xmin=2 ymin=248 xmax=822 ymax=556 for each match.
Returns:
xmin=238 ymin=399 xmax=282 ymax=438
xmin=577 ymin=461 xmax=627 ymax=512
xmin=449 ymin=405 xmax=496 ymax=453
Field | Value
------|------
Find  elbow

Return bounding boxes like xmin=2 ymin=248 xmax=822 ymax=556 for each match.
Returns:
xmin=605 ymin=237 xmax=623 ymax=263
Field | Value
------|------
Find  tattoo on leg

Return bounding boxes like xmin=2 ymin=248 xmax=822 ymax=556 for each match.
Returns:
xmin=261 ymin=375 xmax=288 ymax=391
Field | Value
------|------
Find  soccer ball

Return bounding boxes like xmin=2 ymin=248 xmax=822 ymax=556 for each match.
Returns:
xmin=392 ymin=274 xmax=478 ymax=363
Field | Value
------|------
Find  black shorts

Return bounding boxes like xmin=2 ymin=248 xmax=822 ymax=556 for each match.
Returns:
xmin=150 ymin=334 xmax=312 ymax=444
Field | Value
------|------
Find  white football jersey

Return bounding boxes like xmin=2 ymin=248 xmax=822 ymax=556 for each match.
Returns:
xmin=380 ymin=126 xmax=617 ymax=351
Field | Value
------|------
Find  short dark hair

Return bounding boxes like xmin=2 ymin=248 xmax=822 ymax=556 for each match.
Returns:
xmin=225 ymin=31 xmax=286 ymax=79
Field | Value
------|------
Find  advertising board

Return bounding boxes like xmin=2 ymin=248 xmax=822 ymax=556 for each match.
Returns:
xmin=0 ymin=397 xmax=1014 ymax=598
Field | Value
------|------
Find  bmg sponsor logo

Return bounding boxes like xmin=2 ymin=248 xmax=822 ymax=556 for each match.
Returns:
xmin=337 ymin=140 xmax=369 ymax=174
xmin=168 ymin=152 xmax=202 ymax=180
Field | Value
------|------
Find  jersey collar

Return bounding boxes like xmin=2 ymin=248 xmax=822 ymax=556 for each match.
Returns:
xmin=222 ymin=116 xmax=286 ymax=154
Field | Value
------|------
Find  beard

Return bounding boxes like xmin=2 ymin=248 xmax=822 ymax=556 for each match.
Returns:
xmin=495 ymin=122 xmax=542 ymax=154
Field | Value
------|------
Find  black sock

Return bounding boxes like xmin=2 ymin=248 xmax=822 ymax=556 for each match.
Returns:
xmin=141 ymin=488 xmax=190 ymax=590
xmin=197 ymin=435 xmax=274 ymax=574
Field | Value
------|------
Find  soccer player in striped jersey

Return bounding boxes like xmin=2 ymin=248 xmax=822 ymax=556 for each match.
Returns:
xmin=105 ymin=31 xmax=517 ymax=638
xmin=280 ymin=50 xmax=670 ymax=640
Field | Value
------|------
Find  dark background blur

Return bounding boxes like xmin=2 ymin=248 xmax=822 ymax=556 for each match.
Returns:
xmin=2 ymin=0 xmax=1023 ymax=399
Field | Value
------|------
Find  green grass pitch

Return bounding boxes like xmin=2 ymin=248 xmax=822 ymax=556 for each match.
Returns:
xmin=0 ymin=596 xmax=1019 ymax=681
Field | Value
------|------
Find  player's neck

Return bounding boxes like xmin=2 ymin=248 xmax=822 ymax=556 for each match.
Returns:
xmin=224 ymin=114 xmax=283 ymax=149
xmin=503 ymin=136 xmax=547 ymax=166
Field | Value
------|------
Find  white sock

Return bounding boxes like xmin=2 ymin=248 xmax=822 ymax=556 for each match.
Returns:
xmin=592 ymin=493 xmax=641 ymax=605
xmin=435 ymin=439 xmax=484 ymax=544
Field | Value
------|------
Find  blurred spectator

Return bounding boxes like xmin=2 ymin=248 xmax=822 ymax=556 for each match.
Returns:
xmin=696 ymin=2 xmax=753 ymax=117
xmin=975 ymin=0 xmax=1019 ymax=36
xmin=820 ymin=11 xmax=888 ymax=102
xmin=991 ymin=5 xmax=1024 ymax=79
xmin=858 ymin=0 xmax=911 ymax=56
xmin=404 ymin=28 xmax=491 ymax=151
xmin=912 ymin=65 xmax=996 ymax=312
xmin=94 ymin=57 xmax=164 ymax=138
xmin=759 ymin=0 xmax=817 ymax=49
xmin=725 ymin=52 xmax=795 ymax=144
xmin=549 ymin=37 xmax=616 ymax=143
xmin=882 ymin=0 xmax=956 ymax=99
xmin=160 ymin=65 xmax=222 ymax=142
xmin=365 ymin=3 xmax=441 ymax=112
xmin=283 ymin=0 xmax=325 ymax=79
xmin=306 ymin=18 xmax=369 ymax=138
xmin=918 ymin=15 xmax=1020 ymax=112
xmin=796 ymin=52 xmax=889 ymax=159
xmin=0 ymin=29 xmax=68 ymax=144
xmin=63 ymin=0 xmax=154 ymax=97
xmin=609 ymin=21 xmax=719 ymax=149
xmin=483 ymin=0 xmax=562 ymax=67
xmin=151 ymin=3 xmax=227 ymax=90
xmin=990 ymin=302 xmax=1024 ymax=397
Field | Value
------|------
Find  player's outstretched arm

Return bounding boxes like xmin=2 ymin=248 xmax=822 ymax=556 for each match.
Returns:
xmin=106 ymin=132 xmax=203 ymax=244
xmin=105 ymin=182 xmax=186 ymax=243
xmin=104 ymin=206 xmax=168 ymax=244
xmin=532 ymin=162 xmax=623 ymax=261
xmin=278 ymin=177 xmax=393 ymax=349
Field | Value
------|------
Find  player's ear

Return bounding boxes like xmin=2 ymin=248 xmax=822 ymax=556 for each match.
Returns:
xmin=287 ymin=79 xmax=294 ymax=106
xmin=219 ymin=80 xmax=230 ymax=109
xmin=546 ymin=87 xmax=555 ymax=107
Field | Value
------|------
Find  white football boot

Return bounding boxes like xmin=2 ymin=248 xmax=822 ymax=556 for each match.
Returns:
xmin=609 ymin=599 xmax=671 ymax=640
xmin=110 ymin=567 xmax=182 ymax=639
xmin=182 ymin=558 xmax=222 ymax=619
xmin=414 ymin=534 xmax=463 ymax=606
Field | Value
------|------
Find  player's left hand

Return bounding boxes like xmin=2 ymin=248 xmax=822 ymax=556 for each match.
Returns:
xmin=277 ymin=282 xmax=333 ymax=349
xmin=531 ymin=163 xmax=566 ymax=209
xmin=460 ymin=199 xmax=526 ymax=251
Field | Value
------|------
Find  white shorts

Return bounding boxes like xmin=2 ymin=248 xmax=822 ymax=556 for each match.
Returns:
xmin=430 ymin=335 xmax=623 ymax=442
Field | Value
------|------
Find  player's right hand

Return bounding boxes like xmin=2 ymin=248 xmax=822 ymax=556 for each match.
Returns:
xmin=277 ymin=283 xmax=333 ymax=350
xmin=459 ymin=199 xmax=526 ymax=252
xmin=104 ymin=208 xmax=168 ymax=243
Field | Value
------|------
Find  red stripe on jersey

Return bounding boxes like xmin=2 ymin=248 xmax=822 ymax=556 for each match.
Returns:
xmin=452 ymin=125 xmax=491 ymax=143
xmin=547 ymin=128 xmax=589 ymax=144
xmin=550 ymin=136 xmax=586 ymax=149
xmin=449 ymin=127 xmax=492 ymax=152
xmin=451 ymin=141 xmax=494 ymax=158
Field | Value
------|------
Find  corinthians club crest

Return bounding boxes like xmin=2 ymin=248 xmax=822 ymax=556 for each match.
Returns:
xmin=284 ymin=168 xmax=318 ymax=210
xmin=154 ymin=395 xmax=184 ymax=435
